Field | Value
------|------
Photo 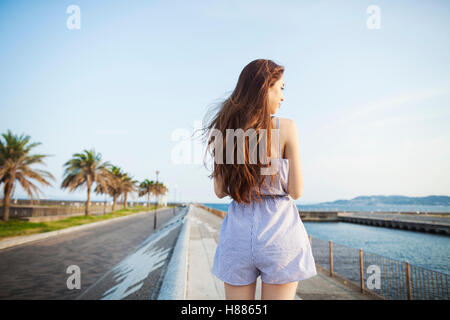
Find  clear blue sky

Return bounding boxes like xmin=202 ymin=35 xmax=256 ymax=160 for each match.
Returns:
xmin=1 ymin=0 xmax=449 ymax=204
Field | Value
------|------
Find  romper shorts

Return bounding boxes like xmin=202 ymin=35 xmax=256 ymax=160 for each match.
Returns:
xmin=212 ymin=196 xmax=317 ymax=285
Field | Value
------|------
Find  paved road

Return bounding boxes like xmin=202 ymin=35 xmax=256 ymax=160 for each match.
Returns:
xmin=0 ymin=207 xmax=183 ymax=300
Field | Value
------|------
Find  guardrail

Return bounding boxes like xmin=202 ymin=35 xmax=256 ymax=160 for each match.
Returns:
xmin=309 ymin=236 xmax=449 ymax=300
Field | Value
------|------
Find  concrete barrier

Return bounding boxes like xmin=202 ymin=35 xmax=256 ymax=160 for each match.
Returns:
xmin=157 ymin=205 xmax=192 ymax=300
xmin=194 ymin=203 xmax=226 ymax=218
xmin=0 ymin=204 xmax=124 ymax=219
xmin=338 ymin=214 xmax=450 ymax=235
xmin=194 ymin=203 xmax=340 ymax=222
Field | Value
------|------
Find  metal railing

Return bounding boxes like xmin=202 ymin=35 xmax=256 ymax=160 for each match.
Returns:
xmin=309 ymin=235 xmax=449 ymax=300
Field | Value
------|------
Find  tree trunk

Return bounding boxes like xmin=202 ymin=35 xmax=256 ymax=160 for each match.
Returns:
xmin=2 ymin=183 xmax=12 ymax=222
xmin=85 ymin=186 xmax=91 ymax=216
xmin=112 ymin=195 xmax=117 ymax=212
xmin=124 ymin=192 xmax=128 ymax=208
xmin=147 ymin=193 xmax=150 ymax=208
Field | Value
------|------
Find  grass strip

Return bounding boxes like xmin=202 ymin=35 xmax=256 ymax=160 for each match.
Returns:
xmin=0 ymin=205 xmax=174 ymax=240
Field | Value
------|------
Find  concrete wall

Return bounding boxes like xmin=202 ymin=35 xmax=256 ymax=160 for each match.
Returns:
xmin=194 ymin=203 xmax=339 ymax=222
xmin=0 ymin=204 xmax=124 ymax=219
xmin=299 ymin=211 xmax=339 ymax=221
xmin=338 ymin=215 xmax=450 ymax=235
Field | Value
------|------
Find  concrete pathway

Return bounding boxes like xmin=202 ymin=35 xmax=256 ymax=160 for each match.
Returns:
xmin=186 ymin=205 xmax=380 ymax=300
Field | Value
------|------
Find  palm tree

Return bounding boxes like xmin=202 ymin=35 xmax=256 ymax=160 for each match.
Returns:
xmin=94 ymin=165 xmax=123 ymax=212
xmin=121 ymin=173 xmax=138 ymax=209
xmin=0 ymin=130 xmax=55 ymax=221
xmin=61 ymin=149 xmax=111 ymax=216
xmin=138 ymin=179 xmax=156 ymax=208
xmin=93 ymin=171 xmax=113 ymax=215
xmin=154 ymin=182 xmax=168 ymax=205
xmin=152 ymin=181 xmax=168 ymax=229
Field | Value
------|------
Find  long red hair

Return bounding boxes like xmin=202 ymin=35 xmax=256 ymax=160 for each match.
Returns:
xmin=199 ymin=59 xmax=285 ymax=204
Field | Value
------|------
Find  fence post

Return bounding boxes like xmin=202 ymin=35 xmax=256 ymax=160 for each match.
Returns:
xmin=329 ymin=240 xmax=333 ymax=277
xmin=359 ymin=249 xmax=364 ymax=293
xmin=405 ymin=261 xmax=412 ymax=300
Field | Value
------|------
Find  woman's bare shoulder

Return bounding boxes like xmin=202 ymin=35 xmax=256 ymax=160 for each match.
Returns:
xmin=278 ymin=117 xmax=297 ymax=130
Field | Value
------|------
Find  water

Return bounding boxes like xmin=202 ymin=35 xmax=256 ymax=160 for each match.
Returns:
xmin=298 ymin=203 xmax=450 ymax=214
xmin=304 ymin=221 xmax=450 ymax=275
xmin=202 ymin=202 xmax=450 ymax=275
xmin=203 ymin=202 xmax=450 ymax=214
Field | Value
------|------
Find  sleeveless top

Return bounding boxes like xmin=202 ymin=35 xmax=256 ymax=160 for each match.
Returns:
xmin=256 ymin=116 xmax=289 ymax=196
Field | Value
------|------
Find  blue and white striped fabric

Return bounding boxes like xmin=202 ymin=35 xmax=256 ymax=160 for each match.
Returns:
xmin=212 ymin=116 xmax=317 ymax=285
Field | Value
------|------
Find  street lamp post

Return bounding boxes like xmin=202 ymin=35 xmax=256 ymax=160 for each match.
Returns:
xmin=154 ymin=170 xmax=160 ymax=230
xmin=173 ymin=184 xmax=178 ymax=216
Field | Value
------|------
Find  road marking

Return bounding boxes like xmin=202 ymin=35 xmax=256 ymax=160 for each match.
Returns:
xmin=76 ymin=211 xmax=186 ymax=300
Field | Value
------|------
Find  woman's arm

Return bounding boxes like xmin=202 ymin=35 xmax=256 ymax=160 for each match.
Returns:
xmin=284 ymin=119 xmax=304 ymax=199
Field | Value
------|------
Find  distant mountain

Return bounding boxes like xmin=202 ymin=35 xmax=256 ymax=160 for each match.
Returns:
xmin=317 ymin=195 xmax=450 ymax=206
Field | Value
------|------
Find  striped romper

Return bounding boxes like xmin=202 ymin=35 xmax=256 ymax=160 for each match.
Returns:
xmin=212 ymin=116 xmax=317 ymax=285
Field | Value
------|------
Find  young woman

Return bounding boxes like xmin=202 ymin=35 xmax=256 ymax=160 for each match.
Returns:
xmin=201 ymin=59 xmax=317 ymax=300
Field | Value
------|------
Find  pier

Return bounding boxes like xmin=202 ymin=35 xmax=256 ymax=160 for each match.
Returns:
xmin=201 ymin=206 xmax=450 ymax=235
xmin=336 ymin=211 xmax=450 ymax=235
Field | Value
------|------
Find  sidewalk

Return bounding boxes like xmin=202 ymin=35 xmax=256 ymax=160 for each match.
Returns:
xmin=186 ymin=205 xmax=380 ymax=300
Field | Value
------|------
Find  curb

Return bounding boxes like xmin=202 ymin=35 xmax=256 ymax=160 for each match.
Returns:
xmin=0 ymin=207 xmax=171 ymax=251
xmin=157 ymin=204 xmax=192 ymax=300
